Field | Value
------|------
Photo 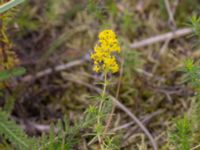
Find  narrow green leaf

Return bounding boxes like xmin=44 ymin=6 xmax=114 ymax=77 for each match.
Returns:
xmin=0 ymin=71 xmax=9 ymax=81
xmin=0 ymin=110 xmax=31 ymax=150
xmin=0 ymin=0 xmax=25 ymax=14
xmin=10 ymin=67 xmax=26 ymax=77
xmin=0 ymin=67 xmax=26 ymax=81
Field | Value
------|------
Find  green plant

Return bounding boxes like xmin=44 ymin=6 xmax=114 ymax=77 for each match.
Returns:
xmin=121 ymin=11 xmax=135 ymax=35
xmin=87 ymin=0 xmax=104 ymax=22
xmin=188 ymin=15 xmax=200 ymax=39
xmin=169 ymin=59 xmax=200 ymax=150
xmin=0 ymin=109 xmax=96 ymax=150
xmin=170 ymin=116 xmax=191 ymax=150
xmin=0 ymin=0 xmax=26 ymax=96
xmin=0 ymin=110 xmax=34 ymax=150
xmin=89 ymin=29 xmax=121 ymax=149
xmin=184 ymin=15 xmax=200 ymax=49
xmin=0 ymin=27 xmax=121 ymax=149
xmin=87 ymin=0 xmax=117 ymax=26
xmin=0 ymin=67 xmax=26 ymax=82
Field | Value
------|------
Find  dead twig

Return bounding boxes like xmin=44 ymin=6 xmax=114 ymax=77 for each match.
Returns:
xmin=21 ymin=59 xmax=85 ymax=82
xmin=164 ymin=0 xmax=176 ymax=29
xmin=113 ymin=109 xmax=164 ymax=132
xmin=160 ymin=0 xmax=179 ymax=56
xmin=130 ymin=28 xmax=192 ymax=49
xmin=111 ymin=96 xmax=158 ymax=150
xmin=123 ymin=110 xmax=164 ymax=140
xmin=191 ymin=144 xmax=200 ymax=150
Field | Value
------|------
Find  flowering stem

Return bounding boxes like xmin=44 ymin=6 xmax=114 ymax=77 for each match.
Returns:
xmin=96 ymin=72 xmax=107 ymax=149
xmin=104 ymin=59 xmax=124 ymax=134
xmin=102 ymin=72 xmax=107 ymax=97
xmin=98 ymin=72 xmax=107 ymax=120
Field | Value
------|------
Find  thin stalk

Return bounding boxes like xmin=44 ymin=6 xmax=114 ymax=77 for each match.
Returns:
xmin=97 ymin=72 xmax=107 ymax=124
xmin=104 ymin=59 xmax=124 ymax=134
xmin=96 ymin=72 xmax=107 ymax=150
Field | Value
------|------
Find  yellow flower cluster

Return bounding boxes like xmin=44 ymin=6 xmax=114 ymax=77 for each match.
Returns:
xmin=91 ymin=30 xmax=121 ymax=73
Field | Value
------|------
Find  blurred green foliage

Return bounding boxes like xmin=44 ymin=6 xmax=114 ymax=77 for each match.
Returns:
xmin=170 ymin=116 xmax=191 ymax=150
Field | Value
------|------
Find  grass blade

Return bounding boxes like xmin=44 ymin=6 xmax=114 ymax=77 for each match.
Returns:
xmin=0 ymin=0 xmax=24 ymax=14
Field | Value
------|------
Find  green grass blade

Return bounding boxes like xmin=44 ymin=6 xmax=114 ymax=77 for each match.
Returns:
xmin=0 ymin=67 xmax=26 ymax=81
xmin=0 ymin=0 xmax=24 ymax=14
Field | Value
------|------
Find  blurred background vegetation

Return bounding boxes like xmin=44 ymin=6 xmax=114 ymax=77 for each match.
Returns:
xmin=1 ymin=0 xmax=200 ymax=149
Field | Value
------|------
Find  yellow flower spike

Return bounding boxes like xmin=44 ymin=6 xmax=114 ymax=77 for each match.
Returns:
xmin=91 ymin=29 xmax=121 ymax=73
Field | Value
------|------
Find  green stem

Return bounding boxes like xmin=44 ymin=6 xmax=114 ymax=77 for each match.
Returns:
xmin=98 ymin=72 xmax=107 ymax=123
xmin=102 ymin=72 xmax=107 ymax=98
xmin=96 ymin=72 xmax=107 ymax=147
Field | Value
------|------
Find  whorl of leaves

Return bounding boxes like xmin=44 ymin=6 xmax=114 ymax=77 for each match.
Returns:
xmin=0 ymin=110 xmax=32 ymax=150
